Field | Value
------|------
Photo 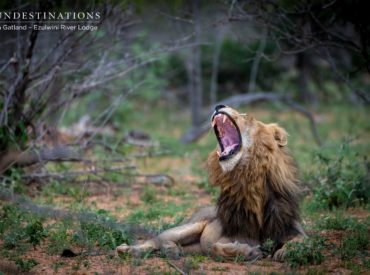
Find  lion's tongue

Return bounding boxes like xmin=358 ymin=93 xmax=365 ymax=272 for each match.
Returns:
xmin=220 ymin=125 xmax=239 ymax=156
xmin=220 ymin=143 xmax=238 ymax=156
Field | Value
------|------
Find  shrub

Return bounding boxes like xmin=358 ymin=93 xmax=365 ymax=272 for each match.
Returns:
xmin=339 ymin=225 xmax=369 ymax=260
xmin=25 ymin=219 xmax=47 ymax=247
xmin=15 ymin=258 xmax=38 ymax=272
xmin=316 ymin=215 xmax=358 ymax=230
xmin=77 ymin=219 xmax=131 ymax=250
xmin=310 ymin=141 xmax=369 ymax=210
xmin=285 ymin=236 xmax=325 ymax=267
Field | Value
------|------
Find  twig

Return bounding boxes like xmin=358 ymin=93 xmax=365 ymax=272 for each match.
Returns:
xmin=0 ymin=58 xmax=11 ymax=75
xmin=167 ymin=260 xmax=187 ymax=275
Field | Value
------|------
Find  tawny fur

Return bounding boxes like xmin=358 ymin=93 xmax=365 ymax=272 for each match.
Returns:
xmin=208 ymin=116 xmax=301 ymax=250
xmin=117 ymin=106 xmax=305 ymax=261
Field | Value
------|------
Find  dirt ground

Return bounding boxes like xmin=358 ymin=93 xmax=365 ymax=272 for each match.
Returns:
xmin=1 ymin=174 xmax=369 ymax=275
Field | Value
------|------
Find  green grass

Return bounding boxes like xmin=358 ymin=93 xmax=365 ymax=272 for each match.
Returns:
xmin=315 ymin=214 xmax=369 ymax=231
xmin=126 ymin=201 xmax=187 ymax=228
xmin=285 ymin=236 xmax=326 ymax=267
xmin=339 ymin=225 xmax=369 ymax=260
xmin=308 ymin=141 xmax=369 ymax=210
xmin=15 ymin=258 xmax=39 ymax=272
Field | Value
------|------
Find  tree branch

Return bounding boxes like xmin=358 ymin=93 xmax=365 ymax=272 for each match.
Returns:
xmin=181 ymin=92 xmax=322 ymax=146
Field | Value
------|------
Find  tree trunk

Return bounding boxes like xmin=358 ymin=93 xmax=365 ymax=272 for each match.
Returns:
xmin=296 ymin=52 xmax=316 ymax=105
xmin=210 ymin=28 xmax=224 ymax=106
xmin=188 ymin=0 xmax=203 ymax=128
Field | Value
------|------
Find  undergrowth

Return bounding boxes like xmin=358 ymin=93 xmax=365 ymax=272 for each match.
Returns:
xmin=0 ymin=203 xmax=133 ymax=269
xmin=285 ymin=236 xmax=325 ymax=267
xmin=309 ymin=141 xmax=369 ymax=210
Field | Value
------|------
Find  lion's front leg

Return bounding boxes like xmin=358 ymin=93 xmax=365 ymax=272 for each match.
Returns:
xmin=200 ymin=219 xmax=262 ymax=260
xmin=272 ymin=222 xmax=307 ymax=262
xmin=211 ymin=241 xmax=262 ymax=260
xmin=116 ymin=238 xmax=161 ymax=257
xmin=116 ymin=220 xmax=208 ymax=257
xmin=272 ymin=234 xmax=305 ymax=262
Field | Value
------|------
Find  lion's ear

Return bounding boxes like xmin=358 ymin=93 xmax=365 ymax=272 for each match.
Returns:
xmin=269 ymin=124 xmax=288 ymax=147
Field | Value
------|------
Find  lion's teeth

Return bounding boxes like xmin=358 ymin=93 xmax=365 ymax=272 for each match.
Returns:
xmin=212 ymin=120 xmax=216 ymax=127
xmin=223 ymin=115 xmax=226 ymax=123
xmin=216 ymin=150 xmax=221 ymax=156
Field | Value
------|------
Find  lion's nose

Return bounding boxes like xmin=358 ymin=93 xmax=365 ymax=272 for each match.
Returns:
xmin=215 ymin=104 xmax=226 ymax=112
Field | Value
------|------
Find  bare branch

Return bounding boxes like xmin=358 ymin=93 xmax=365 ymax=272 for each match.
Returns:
xmin=181 ymin=92 xmax=322 ymax=146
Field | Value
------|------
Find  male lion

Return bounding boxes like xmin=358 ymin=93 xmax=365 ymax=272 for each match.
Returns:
xmin=117 ymin=105 xmax=305 ymax=261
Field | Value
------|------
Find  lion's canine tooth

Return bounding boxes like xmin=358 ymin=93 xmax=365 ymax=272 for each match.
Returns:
xmin=223 ymin=115 xmax=226 ymax=123
xmin=216 ymin=150 xmax=221 ymax=156
xmin=212 ymin=120 xmax=216 ymax=127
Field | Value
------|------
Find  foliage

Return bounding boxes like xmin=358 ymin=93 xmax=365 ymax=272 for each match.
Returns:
xmin=166 ymin=38 xmax=283 ymax=100
xmin=25 ymin=219 xmax=47 ymax=247
xmin=0 ymin=202 xmax=133 ymax=271
xmin=309 ymin=141 xmax=370 ymax=210
xmin=77 ymin=219 xmax=132 ymax=250
xmin=261 ymin=238 xmax=275 ymax=256
xmin=15 ymin=258 xmax=39 ymax=272
xmin=285 ymin=236 xmax=325 ymax=267
xmin=0 ymin=120 xmax=28 ymax=151
xmin=47 ymin=223 xmax=70 ymax=255
xmin=140 ymin=186 xmax=158 ymax=203
xmin=315 ymin=214 xmax=361 ymax=230
xmin=338 ymin=224 xmax=369 ymax=260
xmin=0 ymin=204 xmax=46 ymax=250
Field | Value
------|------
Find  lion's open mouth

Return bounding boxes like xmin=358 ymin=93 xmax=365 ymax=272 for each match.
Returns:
xmin=212 ymin=112 xmax=242 ymax=161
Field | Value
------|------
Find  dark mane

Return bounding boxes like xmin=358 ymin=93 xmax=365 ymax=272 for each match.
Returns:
xmin=216 ymin=176 xmax=300 ymax=247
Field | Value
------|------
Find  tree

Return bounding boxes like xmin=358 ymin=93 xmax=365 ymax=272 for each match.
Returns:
xmin=228 ymin=0 xmax=370 ymax=103
xmin=0 ymin=1 xmax=156 ymax=172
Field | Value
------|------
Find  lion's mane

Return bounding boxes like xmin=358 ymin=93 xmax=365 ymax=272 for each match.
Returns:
xmin=207 ymin=121 xmax=301 ymax=250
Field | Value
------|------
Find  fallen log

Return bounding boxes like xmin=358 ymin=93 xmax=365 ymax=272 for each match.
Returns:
xmin=0 ymin=146 xmax=81 ymax=174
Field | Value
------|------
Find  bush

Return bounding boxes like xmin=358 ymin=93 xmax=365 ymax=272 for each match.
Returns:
xmin=316 ymin=215 xmax=359 ymax=230
xmin=339 ymin=225 xmax=369 ymax=260
xmin=310 ymin=141 xmax=369 ymax=210
xmin=76 ymin=218 xmax=131 ymax=250
xmin=285 ymin=236 xmax=325 ymax=267
xmin=0 ymin=205 xmax=46 ymax=249
xmin=15 ymin=258 xmax=38 ymax=272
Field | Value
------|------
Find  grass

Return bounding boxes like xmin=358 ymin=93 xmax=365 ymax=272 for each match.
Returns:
xmin=285 ymin=236 xmax=326 ymax=267
xmin=0 ymin=103 xmax=369 ymax=273
xmin=339 ymin=225 xmax=369 ymax=260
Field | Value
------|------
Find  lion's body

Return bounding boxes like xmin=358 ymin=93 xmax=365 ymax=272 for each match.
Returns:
xmin=117 ymin=106 xmax=305 ymax=261
xmin=209 ymin=121 xmax=301 ymax=249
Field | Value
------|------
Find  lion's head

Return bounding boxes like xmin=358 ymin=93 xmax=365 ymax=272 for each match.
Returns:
xmin=211 ymin=105 xmax=289 ymax=173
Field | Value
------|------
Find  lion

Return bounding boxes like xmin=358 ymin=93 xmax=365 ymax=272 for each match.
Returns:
xmin=116 ymin=105 xmax=306 ymax=261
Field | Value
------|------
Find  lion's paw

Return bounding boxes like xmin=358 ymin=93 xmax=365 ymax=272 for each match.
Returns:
xmin=116 ymin=244 xmax=142 ymax=257
xmin=247 ymin=246 xmax=262 ymax=261
xmin=116 ymin=243 xmax=130 ymax=254
xmin=161 ymin=241 xmax=180 ymax=259
xmin=272 ymin=247 xmax=286 ymax=262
